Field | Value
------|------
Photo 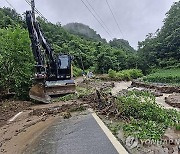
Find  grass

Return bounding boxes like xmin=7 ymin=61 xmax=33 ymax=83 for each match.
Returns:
xmin=115 ymin=90 xmax=180 ymax=140
xmin=108 ymin=122 xmax=122 ymax=135
xmin=53 ymin=94 xmax=77 ymax=102
xmin=143 ymin=68 xmax=180 ymax=85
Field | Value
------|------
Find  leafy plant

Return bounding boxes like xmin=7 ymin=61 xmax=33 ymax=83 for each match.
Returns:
xmin=116 ymin=90 xmax=180 ymax=140
xmin=73 ymin=66 xmax=83 ymax=77
xmin=0 ymin=26 xmax=34 ymax=99
xmin=108 ymin=69 xmax=143 ymax=81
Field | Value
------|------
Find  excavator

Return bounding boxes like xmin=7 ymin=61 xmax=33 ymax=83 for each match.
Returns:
xmin=26 ymin=2 xmax=75 ymax=103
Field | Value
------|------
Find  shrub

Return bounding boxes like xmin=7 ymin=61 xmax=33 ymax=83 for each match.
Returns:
xmin=116 ymin=90 xmax=180 ymax=140
xmin=73 ymin=66 xmax=83 ymax=77
xmin=108 ymin=69 xmax=143 ymax=81
xmin=108 ymin=69 xmax=116 ymax=78
xmin=0 ymin=26 xmax=34 ymax=99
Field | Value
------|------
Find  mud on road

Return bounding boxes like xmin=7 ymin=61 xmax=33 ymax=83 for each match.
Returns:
xmin=0 ymin=78 xmax=114 ymax=154
xmin=0 ymin=100 xmax=33 ymax=127
xmin=0 ymin=78 xmax=180 ymax=154
xmin=0 ymin=100 xmax=87 ymax=154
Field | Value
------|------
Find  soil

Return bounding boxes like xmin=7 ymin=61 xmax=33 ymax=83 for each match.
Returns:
xmin=0 ymin=100 xmax=33 ymax=127
xmin=132 ymin=80 xmax=180 ymax=93
xmin=0 ymin=100 xmax=87 ymax=154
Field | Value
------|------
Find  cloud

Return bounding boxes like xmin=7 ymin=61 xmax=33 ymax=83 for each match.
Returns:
xmin=0 ymin=0 xmax=178 ymax=49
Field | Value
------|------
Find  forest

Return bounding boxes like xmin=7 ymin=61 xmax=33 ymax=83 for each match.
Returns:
xmin=0 ymin=1 xmax=179 ymax=99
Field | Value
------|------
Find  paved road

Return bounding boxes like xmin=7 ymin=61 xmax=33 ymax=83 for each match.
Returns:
xmin=25 ymin=112 xmax=126 ymax=154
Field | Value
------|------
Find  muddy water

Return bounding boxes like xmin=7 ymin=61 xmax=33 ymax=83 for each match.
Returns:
xmin=111 ymin=81 xmax=132 ymax=96
xmin=156 ymin=94 xmax=180 ymax=111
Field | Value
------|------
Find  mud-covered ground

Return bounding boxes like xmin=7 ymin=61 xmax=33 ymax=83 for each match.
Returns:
xmin=0 ymin=100 xmax=33 ymax=127
xmin=0 ymin=77 xmax=180 ymax=154
xmin=0 ymin=78 xmax=114 ymax=154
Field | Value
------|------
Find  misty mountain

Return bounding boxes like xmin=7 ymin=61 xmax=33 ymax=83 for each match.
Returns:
xmin=63 ymin=23 xmax=106 ymax=43
xmin=109 ymin=38 xmax=136 ymax=53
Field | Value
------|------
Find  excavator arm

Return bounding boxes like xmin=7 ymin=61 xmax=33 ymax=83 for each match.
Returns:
xmin=26 ymin=11 xmax=57 ymax=79
xmin=26 ymin=10 xmax=75 ymax=103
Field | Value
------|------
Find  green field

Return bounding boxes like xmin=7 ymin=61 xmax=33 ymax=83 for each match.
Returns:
xmin=143 ymin=68 xmax=180 ymax=84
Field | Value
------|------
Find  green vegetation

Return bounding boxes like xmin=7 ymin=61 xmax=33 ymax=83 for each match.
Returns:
xmin=115 ymin=90 xmax=180 ymax=140
xmin=0 ymin=7 xmax=137 ymax=99
xmin=175 ymin=123 xmax=180 ymax=131
xmin=108 ymin=69 xmax=143 ymax=81
xmin=0 ymin=7 xmax=24 ymax=28
xmin=76 ymin=86 xmax=94 ymax=99
xmin=108 ymin=122 xmax=122 ymax=135
xmin=143 ymin=68 xmax=180 ymax=84
xmin=53 ymin=86 xmax=94 ymax=102
xmin=73 ymin=66 xmax=83 ymax=77
xmin=137 ymin=2 xmax=180 ymax=73
xmin=53 ymin=94 xmax=77 ymax=102
xmin=0 ymin=1 xmax=179 ymax=104
xmin=0 ymin=26 xmax=34 ymax=98
xmin=38 ymin=18 xmax=137 ymax=74
xmin=109 ymin=38 xmax=135 ymax=53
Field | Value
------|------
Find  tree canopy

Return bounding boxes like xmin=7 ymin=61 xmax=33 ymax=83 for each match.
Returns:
xmin=137 ymin=1 xmax=180 ymax=72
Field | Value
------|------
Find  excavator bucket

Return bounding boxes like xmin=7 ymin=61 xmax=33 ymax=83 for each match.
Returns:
xmin=29 ymin=83 xmax=51 ymax=103
xmin=29 ymin=80 xmax=76 ymax=103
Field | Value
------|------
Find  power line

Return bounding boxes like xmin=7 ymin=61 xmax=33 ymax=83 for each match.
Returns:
xmin=4 ymin=0 xmax=16 ymax=10
xmin=80 ymin=0 xmax=112 ymax=38
xmin=84 ymin=0 xmax=112 ymax=37
xmin=105 ymin=0 xmax=124 ymax=38
xmin=25 ymin=0 xmax=47 ymax=21
xmin=24 ymin=0 xmax=48 ymax=21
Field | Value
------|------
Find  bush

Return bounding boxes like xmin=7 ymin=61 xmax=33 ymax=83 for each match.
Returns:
xmin=108 ymin=69 xmax=116 ymax=78
xmin=0 ymin=26 xmax=34 ymax=99
xmin=108 ymin=69 xmax=143 ymax=81
xmin=73 ymin=66 xmax=83 ymax=77
xmin=116 ymin=90 xmax=180 ymax=140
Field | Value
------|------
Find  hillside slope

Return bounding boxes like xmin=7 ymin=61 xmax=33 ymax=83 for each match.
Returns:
xmin=63 ymin=22 xmax=106 ymax=43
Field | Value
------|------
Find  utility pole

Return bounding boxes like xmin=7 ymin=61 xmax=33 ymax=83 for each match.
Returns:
xmin=31 ymin=0 xmax=35 ymax=20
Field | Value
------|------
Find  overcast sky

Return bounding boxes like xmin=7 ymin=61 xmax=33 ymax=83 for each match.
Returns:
xmin=0 ymin=0 xmax=178 ymax=49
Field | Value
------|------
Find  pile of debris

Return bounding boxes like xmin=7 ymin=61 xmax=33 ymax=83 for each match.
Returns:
xmin=165 ymin=94 xmax=180 ymax=108
xmin=30 ymin=102 xmax=86 ymax=118
xmin=132 ymin=80 xmax=180 ymax=93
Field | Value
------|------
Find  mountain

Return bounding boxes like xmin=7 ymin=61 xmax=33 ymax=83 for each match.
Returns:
xmin=109 ymin=38 xmax=136 ymax=53
xmin=63 ymin=23 xmax=106 ymax=43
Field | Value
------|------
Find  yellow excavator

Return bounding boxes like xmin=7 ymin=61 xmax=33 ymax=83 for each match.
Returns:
xmin=26 ymin=2 xmax=75 ymax=103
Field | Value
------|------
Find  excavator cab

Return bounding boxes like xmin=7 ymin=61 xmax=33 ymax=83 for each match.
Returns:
xmin=44 ymin=54 xmax=75 ymax=99
xmin=29 ymin=54 xmax=75 ymax=104
xmin=57 ymin=55 xmax=72 ymax=79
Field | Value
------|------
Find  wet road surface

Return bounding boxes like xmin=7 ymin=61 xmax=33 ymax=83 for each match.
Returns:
xmin=25 ymin=112 xmax=121 ymax=154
